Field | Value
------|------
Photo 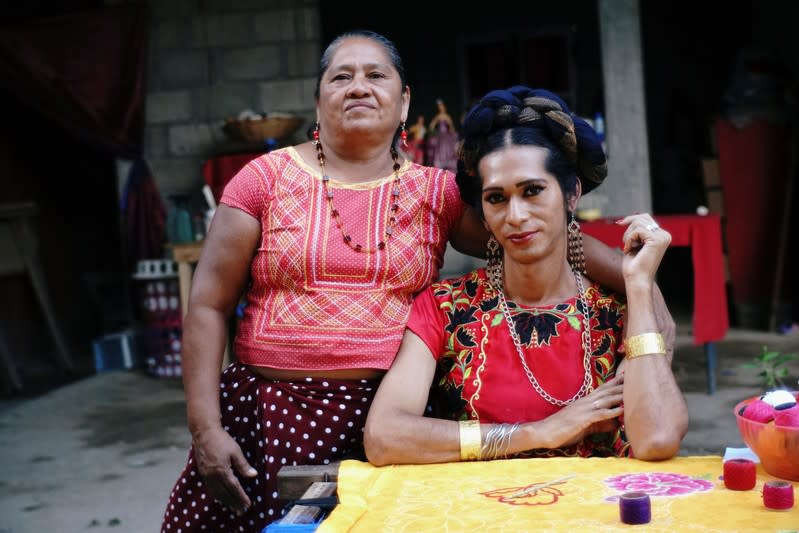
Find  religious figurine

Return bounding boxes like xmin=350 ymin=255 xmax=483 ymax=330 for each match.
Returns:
xmin=425 ymin=99 xmax=458 ymax=172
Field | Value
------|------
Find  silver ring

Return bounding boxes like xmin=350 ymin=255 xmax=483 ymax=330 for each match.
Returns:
xmin=593 ymin=400 xmax=600 ymax=410
xmin=646 ymin=223 xmax=659 ymax=231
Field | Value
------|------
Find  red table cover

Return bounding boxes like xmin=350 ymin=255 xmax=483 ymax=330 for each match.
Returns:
xmin=582 ymin=214 xmax=728 ymax=345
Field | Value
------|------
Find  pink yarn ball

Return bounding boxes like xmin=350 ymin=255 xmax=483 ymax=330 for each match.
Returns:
xmin=774 ymin=404 xmax=799 ymax=428
xmin=742 ymin=399 xmax=774 ymax=423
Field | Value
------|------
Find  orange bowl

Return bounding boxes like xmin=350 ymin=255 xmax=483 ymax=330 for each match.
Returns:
xmin=733 ymin=392 xmax=799 ymax=481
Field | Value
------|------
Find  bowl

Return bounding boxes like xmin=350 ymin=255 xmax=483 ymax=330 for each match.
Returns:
xmin=223 ymin=115 xmax=305 ymax=143
xmin=733 ymin=392 xmax=799 ymax=481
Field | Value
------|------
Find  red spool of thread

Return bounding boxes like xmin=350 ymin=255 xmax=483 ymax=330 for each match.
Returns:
xmin=762 ymin=480 xmax=794 ymax=511
xmin=723 ymin=459 xmax=757 ymax=490
xmin=774 ymin=403 xmax=799 ymax=428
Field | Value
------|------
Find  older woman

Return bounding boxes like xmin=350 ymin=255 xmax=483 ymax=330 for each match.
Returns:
xmin=364 ymin=86 xmax=688 ymax=466
xmin=161 ymin=33 xmax=663 ymax=531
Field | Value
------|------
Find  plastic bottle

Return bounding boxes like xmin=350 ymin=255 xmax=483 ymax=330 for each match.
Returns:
xmin=167 ymin=195 xmax=193 ymax=244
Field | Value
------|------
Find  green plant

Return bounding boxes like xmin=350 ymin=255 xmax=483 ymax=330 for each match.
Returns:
xmin=741 ymin=346 xmax=798 ymax=390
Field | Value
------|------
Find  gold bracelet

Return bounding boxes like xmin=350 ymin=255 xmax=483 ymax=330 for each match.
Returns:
xmin=624 ymin=332 xmax=666 ymax=359
xmin=458 ymin=420 xmax=482 ymax=461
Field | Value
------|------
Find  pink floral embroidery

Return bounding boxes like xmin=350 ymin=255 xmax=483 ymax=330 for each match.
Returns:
xmin=604 ymin=472 xmax=714 ymax=502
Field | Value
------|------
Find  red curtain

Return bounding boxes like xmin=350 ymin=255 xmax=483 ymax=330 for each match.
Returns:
xmin=0 ymin=4 xmax=149 ymax=158
xmin=0 ymin=4 xmax=164 ymax=263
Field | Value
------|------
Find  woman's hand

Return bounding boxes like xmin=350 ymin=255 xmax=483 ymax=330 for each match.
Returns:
xmin=538 ymin=374 xmax=625 ymax=448
xmin=192 ymin=426 xmax=257 ymax=515
xmin=617 ymin=213 xmax=671 ymax=287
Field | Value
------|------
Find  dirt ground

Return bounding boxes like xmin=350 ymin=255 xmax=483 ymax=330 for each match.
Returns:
xmin=0 ymin=326 xmax=797 ymax=532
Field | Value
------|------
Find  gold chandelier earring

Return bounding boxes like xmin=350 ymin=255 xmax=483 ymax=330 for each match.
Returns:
xmin=486 ymin=235 xmax=503 ymax=290
xmin=567 ymin=213 xmax=586 ymax=275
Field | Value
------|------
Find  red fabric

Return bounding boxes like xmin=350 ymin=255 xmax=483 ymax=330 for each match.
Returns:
xmin=715 ymin=119 xmax=789 ymax=304
xmin=0 ymin=5 xmax=149 ymax=157
xmin=407 ymin=269 xmax=630 ymax=458
xmin=123 ymin=159 xmax=166 ymax=261
xmin=202 ymin=151 xmax=265 ymax=203
xmin=582 ymin=214 xmax=729 ymax=345
xmin=220 ymin=148 xmax=465 ymax=371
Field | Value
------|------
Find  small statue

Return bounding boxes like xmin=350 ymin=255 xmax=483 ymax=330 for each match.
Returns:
xmin=425 ymin=99 xmax=458 ymax=171
xmin=407 ymin=114 xmax=427 ymax=165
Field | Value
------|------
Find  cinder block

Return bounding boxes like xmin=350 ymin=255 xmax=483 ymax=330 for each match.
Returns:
xmin=168 ymin=123 xmax=216 ymax=156
xmin=150 ymin=0 xmax=198 ymax=18
xmin=204 ymin=14 xmax=253 ymax=47
xmin=146 ymin=91 xmax=193 ymax=124
xmin=295 ymin=7 xmax=320 ymax=40
xmin=157 ymin=49 xmax=209 ymax=89
xmin=253 ymin=10 xmax=296 ymax=42
xmin=208 ymin=82 xmax=260 ymax=119
xmin=258 ymin=78 xmax=315 ymax=112
xmin=205 ymin=0 xmax=280 ymax=11
xmin=149 ymin=157 xmax=204 ymax=196
xmin=152 ymin=18 xmax=204 ymax=50
xmin=287 ymin=42 xmax=319 ymax=78
xmin=146 ymin=125 xmax=169 ymax=158
xmin=220 ymin=46 xmax=281 ymax=81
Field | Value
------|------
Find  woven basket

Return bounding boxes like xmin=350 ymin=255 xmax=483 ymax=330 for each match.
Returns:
xmin=223 ymin=115 xmax=305 ymax=143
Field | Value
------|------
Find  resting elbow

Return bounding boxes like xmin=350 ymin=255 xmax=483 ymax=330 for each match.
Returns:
xmin=363 ymin=420 xmax=393 ymax=466
xmin=632 ymin=431 xmax=684 ymax=461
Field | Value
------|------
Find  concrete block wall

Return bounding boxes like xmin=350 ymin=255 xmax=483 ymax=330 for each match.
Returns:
xmin=144 ymin=0 xmax=320 ymax=198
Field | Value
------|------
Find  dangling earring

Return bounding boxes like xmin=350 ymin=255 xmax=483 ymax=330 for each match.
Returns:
xmin=312 ymin=120 xmax=320 ymax=143
xmin=567 ymin=213 xmax=586 ymax=275
xmin=486 ymin=235 xmax=503 ymax=290
xmin=400 ymin=121 xmax=408 ymax=148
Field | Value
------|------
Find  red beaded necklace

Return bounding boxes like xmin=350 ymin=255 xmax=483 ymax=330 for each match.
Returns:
xmin=313 ymin=133 xmax=401 ymax=253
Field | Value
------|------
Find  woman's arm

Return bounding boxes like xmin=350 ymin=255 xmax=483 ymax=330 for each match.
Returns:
xmin=181 ymin=205 xmax=261 ymax=512
xmin=616 ymin=215 xmax=688 ymax=460
xmin=364 ymin=332 xmax=630 ymax=465
xmin=583 ymin=235 xmax=676 ymax=353
xmin=448 ymin=206 xmax=490 ymax=257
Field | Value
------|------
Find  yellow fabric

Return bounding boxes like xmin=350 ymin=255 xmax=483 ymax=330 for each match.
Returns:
xmin=318 ymin=456 xmax=798 ymax=533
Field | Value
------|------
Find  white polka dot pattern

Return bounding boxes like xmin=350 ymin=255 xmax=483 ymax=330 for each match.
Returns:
xmin=161 ymin=365 xmax=377 ymax=532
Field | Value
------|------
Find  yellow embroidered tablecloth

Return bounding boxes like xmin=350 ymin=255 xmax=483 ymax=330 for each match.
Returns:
xmin=317 ymin=456 xmax=797 ymax=533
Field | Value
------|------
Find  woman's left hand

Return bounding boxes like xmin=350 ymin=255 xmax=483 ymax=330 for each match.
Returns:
xmin=616 ymin=213 xmax=671 ymax=286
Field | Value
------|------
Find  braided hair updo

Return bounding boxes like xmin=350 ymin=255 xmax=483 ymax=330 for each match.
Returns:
xmin=456 ymin=86 xmax=607 ymax=215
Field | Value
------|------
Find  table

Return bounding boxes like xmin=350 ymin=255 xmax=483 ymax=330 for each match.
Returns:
xmin=169 ymin=240 xmax=231 ymax=368
xmin=315 ymin=457 xmax=796 ymax=532
xmin=582 ymin=215 xmax=730 ymax=394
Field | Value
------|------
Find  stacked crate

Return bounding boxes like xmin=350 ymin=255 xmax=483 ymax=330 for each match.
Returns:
xmin=132 ymin=260 xmax=183 ymax=378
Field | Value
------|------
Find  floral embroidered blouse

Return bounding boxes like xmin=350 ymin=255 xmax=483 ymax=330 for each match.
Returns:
xmin=406 ymin=268 xmax=632 ymax=458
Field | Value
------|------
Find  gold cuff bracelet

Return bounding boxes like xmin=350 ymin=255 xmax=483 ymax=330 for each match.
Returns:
xmin=624 ymin=332 xmax=666 ymax=359
xmin=458 ymin=420 xmax=482 ymax=461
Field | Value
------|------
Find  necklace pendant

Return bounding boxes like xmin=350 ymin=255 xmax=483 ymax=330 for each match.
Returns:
xmin=315 ymin=137 xmax=400 ymax=254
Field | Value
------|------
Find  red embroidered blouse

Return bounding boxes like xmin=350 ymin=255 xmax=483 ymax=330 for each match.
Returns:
xmin=407 ymin=268 xmax=632 ymax=457
xmin=220 ymin=147 xmax=464 ymax=370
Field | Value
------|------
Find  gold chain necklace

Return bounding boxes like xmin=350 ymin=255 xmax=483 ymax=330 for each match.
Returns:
xmin=488 ymin=264 xmax=594 ymax=407
xmin=313 ymin=138 xmax=400 ymax=253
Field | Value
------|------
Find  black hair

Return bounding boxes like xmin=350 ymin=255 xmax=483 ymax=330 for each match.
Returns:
xmin=456 ymin=128 xmax=579 ymax=218
xmin=315 ymin=30 xmax=407 ymax=99
xmin=456 ymin=86 xmax=606 ymax=218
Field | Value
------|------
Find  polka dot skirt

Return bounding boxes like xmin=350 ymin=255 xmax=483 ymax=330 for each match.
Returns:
xmin=161 ymin=364 xmax=377 ymax=532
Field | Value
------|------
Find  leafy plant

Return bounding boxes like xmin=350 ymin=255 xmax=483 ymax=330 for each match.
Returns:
xmin=741 ymin=346 xmax=798 ymax=390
